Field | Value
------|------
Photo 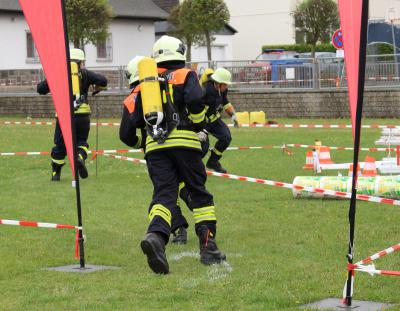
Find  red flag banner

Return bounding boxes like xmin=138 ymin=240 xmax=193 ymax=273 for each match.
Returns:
xmin=18 ymin=0 xmax=75 ymax=177
xmin=338 ymin=0 xmax=363 ymax=139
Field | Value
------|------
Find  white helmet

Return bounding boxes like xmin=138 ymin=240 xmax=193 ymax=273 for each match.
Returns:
xmin=70 ymin=48 xmax=85 ymax=61
xmin=211 ymin=68 xmax=232 ymax=85
xmin=126 ymin=56 xmax=145 ymax=85
xmin=152 ymin=35 xmax=186 ymax=63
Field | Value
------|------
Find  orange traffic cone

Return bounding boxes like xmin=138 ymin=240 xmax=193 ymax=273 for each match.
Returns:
xmin=362 ymin=156 xmax=377 ymax=177
xmin=319 ymin=146 xmax=334 ymax=164
xmin=348 ymin=163 xmax=361 ymax=177
xmin=303 ymin=151 xmax=314 ymax=170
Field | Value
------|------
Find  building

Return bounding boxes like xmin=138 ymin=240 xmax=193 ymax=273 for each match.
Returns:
xmin=0 ymin=0 xmax=168 ymax=69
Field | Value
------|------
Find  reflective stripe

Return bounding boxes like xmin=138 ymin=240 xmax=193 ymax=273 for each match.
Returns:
xmin=146 ymin=140 xmax=201 ymax=153
xmin=78 ymin=146 xmax=89 ymax=154
xmin=189 ymin=108 xmax=206 ymax=124
xmin=51 ymin=158 xmax=65 ymax=165
xmin=193 ymin=206 xmax=216 ymax=224
xmin=134 ymin=136 xmax=142 ymax=149
xmin=223 ymin=103 xmax=233 ymax=110
xmin=208 ymin=112 xmax=220 ymax=123
xmin=75 ymin=103 xmax=91 ymax=114
xmin=149 ymin=204 xmax=171 ymax=226
xmin=145 ymin=129 xmax=201 ymax=153
xmin=179 ymin=182 xmax=185 ymax=191
xmin=212 ymin=147 xmax=223 ymax=156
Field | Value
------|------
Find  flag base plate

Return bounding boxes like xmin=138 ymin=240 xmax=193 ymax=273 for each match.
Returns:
xmin=44 ymin=264 xmax=120 ymax=273
xmin=301 ymin=298 xmax=394 ymax=310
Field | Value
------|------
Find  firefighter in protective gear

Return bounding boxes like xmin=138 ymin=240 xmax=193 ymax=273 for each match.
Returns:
xmin=203 ymin=67 xmax=238 ymax=174
xmin=37 ymin=48 xmax=107 ymax=181
xmin=130 ymin=36 xmax=225 ymax=274
xmin=119 ymin=56 xmax=147 ymax=149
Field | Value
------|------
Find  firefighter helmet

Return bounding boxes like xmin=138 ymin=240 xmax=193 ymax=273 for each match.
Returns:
xmin=126 ymin=56 xmax=145 ymax=85
xmin=152 ymin=35 xmax=186 ymax=63
xmin=200 ymin=68 xmax=214 ymax=86
xmin=211 ymin=68 xmax=232 ymax=85
xmin=70 ymin=48 xmax=85 ymax=61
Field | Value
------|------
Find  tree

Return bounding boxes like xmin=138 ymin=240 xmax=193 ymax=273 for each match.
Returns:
xmin=191 ymin=0 xmax=230 ymax=61
xmin=168 ymin=0 xmax=203 ymax=62
xmin=65 ymin=0 xmax=114 ymax=50
xmin=292 ymin=0 xmax=339 ymax=58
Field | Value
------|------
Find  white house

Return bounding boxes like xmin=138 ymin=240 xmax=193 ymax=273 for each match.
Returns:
xmin=0 ymin=0 xmax=168 ymax=70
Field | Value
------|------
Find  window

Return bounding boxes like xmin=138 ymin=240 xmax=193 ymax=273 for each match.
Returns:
xmin=26 ymin=32 xmax=39 ymax=62
xmin=96 ymin=34 xmax=112 ymax=61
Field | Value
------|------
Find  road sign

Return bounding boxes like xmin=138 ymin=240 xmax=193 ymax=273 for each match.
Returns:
xmin=332 ymin=29 xmax=344 ymax=49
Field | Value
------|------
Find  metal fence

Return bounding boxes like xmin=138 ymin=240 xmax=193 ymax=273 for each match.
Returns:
xmin=1 ymin=54 xmax=400 ymax=94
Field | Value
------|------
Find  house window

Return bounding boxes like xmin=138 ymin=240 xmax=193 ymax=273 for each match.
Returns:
xmin=96 ymin=34 xmax=112 ymax=61
xmin=26 ymin=32 xmax=39 ymax=63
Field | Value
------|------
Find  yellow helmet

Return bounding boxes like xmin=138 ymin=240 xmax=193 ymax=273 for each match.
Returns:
xmin=126 ymin=56 xmax=145 ymax=85
xmin=211 ymin=67 xmax=232 ymax=85
xmin=200 ymin=68 xmax=214 ymax=86
xmin=152 ymin=35 xmax=186 ymax=63
xmin=70 ymin=48 xmax=85 ymax=61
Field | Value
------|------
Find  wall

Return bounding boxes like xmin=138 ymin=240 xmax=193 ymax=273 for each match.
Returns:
xmin=1 ymin=89 xmax=399 ymax=118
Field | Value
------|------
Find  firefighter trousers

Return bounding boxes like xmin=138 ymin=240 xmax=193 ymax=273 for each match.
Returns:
xmin=146 ymin=148 xmax=217 ymax=242
xmin=51 ymin=115 xmax=90 ymax=162
xmin=205 ymin=118 xmax=232 ymax=155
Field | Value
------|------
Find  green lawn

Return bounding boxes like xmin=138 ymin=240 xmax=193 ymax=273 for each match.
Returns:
xmin=1 ymin=117 xmax=400 ymax=310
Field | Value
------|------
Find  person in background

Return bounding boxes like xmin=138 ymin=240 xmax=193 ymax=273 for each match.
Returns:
xmin=37 ymin=48 xmax=107 ymax=181
xmin=203 ymin=67 xmax=239 ymax=174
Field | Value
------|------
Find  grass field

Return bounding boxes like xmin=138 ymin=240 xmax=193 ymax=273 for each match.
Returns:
xmin=1 ymin=117 xmax=400 ymax=310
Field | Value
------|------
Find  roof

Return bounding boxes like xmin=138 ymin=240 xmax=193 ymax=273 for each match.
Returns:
xmin=0 ymin=0 xmax=168 ymax=20
xmin=155 ymin=21 xmax=238 ymax=35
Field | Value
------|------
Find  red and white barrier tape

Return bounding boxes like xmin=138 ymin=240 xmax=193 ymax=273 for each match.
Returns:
xmin=0 ymin=219 xmax=78 ymax=229
xmin=355 ymin=243 xmax=400 ymax=266
xmin=0 ymin=149 xmax=143 ymax=157
xmin=3 ymin=120 xmax=400 ymax=129
xmin=103 ymin=154 xmax=400 ymax=207
xmin=284 ymin=144 xmax=396 ymax=152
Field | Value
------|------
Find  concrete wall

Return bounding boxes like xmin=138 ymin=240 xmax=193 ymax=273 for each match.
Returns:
xmin=1 ymin=89 xmax=399 ymax=118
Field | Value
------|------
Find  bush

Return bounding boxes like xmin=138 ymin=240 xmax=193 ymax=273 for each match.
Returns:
xmin=261 ymin=44 xmax=336 ymax=53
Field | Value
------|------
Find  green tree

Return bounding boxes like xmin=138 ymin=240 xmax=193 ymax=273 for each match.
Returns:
xmin=168 ymin=0 xmax=203 ymax=62
xmin=292 ymin=0 xmax=339 ymax=58
xmin=191 ymin=0 xmax=230 ymax=61
xmin=65 ymin=0 xmax=114 ymax=49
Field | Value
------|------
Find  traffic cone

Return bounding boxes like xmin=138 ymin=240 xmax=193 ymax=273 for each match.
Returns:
xmin=362 ymin=156 xmax=377 ymax=177
xmin=348 ymin=163 xmax=361 ymax=177
xmin=319 ymin=146 xmax=334 ymax=164
xmin=303 ymin=151 xmax=314 ymax=170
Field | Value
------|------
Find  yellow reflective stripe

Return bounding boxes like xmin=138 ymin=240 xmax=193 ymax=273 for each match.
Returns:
xmin=149 ymin=204 xmax=171 ymax=226
xmin=212 ymin=148 xmax=222 ymax=156
xmin=78 ymin=146 xmax=89 ymax=153
xmin=146 ymin=140 xmax=201 ymax=153
xmin=223 ymin=103 xmax=233 ymax=110
xmin=208 ymin=112 xmax=220 ymax=123
xmin=192 ymin=206 xmax=216 ymax=224
xmin=51 ymin=158 xmax=65 ymax=165
xmin=75 ymin=103 xmax=91 ymax=114
xmin=134 ymin=135 xmax=142 ymax=149
xmin=179 ymin=182 xmax=185 ymax=191
xmin=189 ymin=108 xmax=206 ymax=124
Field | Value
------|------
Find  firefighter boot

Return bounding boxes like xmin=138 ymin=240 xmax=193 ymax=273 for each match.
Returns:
xmin=77 ymin=154 xmax=88 ymax=179
xmin=140 ymin=232 xmax=169 ymax=274
xmin=206 ymin=150 xmax=227 ymax=173
xmin=171 ymin=226 xmax=187 ymax=244
xmin=51 ymin=162 xmax=65 ymax=181
xmin=197 ymin=225 xmax=226 ymax=265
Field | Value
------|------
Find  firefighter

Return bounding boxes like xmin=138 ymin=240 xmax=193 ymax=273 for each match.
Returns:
xmin=119 ymin=56 xmax=147 ymax=149
xmin=203 ymin=67 xmax=239 ymax=174
xmin=132 ymin=36 xmax=226 ymax=274
xmin=120 ymin=56 xmax=195 ymax=247
xmin=37 ymin=48 xmax=107 ymax=181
